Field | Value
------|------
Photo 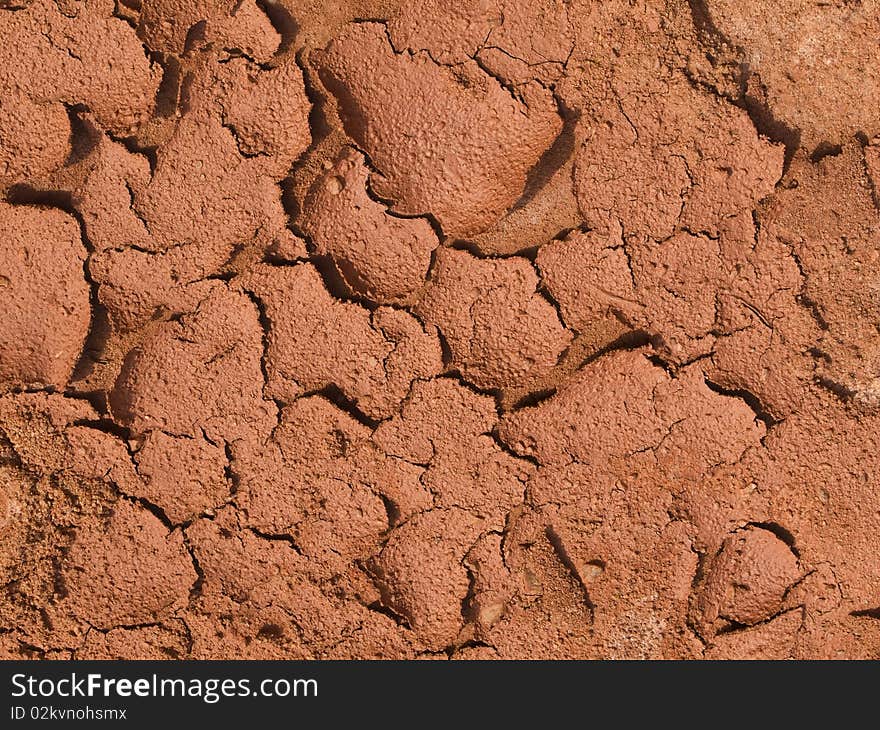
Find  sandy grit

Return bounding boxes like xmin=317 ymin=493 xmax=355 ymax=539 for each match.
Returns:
xmin=0 ymin=0 xmax=879 ymax=660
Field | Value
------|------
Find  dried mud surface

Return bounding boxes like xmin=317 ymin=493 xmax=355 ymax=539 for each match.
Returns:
xmin=1 ymin=0 xmax=879 ymax=660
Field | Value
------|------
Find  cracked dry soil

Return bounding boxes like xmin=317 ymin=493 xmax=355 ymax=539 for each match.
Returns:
xmin=0 ymin=0 xmax=879 ymax=660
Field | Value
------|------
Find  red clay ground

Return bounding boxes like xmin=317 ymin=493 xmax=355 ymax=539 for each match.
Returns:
xmin=1 ymin=0 xmax=880 ymax=659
